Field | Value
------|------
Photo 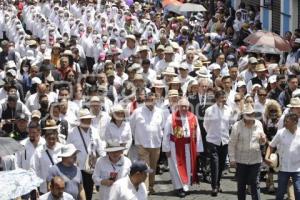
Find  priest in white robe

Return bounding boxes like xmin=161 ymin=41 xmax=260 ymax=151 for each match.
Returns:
xmin=163 ymin=97 xmax=203 ymax=198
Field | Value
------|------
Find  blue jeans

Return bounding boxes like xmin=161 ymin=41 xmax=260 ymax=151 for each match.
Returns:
xmin=236 ymin=163 xmax=261 ymax=200
xmin=277 ymin=171 xmax=300 ymax=200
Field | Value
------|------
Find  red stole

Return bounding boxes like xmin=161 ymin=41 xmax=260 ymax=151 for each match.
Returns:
xmin=130 ymin=100 xmax=138 ymax=115
xmin=171 ymin=111 xmax=198 ymax=184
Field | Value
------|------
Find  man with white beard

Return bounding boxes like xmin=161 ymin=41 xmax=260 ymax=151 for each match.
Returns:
xmin=163 ymin=97 xmax=203 ymax=198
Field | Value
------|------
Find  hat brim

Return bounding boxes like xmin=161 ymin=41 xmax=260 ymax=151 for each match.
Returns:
xmin=79 ymin=115 xmax=96 ymax=119
xmin=162 ymin=72 xmax=177 ymax=76
xmin=105 ymin=146 xmax=127 ymax=152
xmin=58 ymin=150 xmax=80 ymax=157
xmin=43 ymin=126 xmax=59 ymax=130
xmin=287 ymin=104 xmax=300 ymax=108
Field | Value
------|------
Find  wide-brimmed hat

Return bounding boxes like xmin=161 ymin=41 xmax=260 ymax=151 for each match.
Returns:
xmin=78 ymin=108 xmax=95 ymax=119
xmin=152 ymin=80 xmax=165 ymax=88
xmin=255 ymin=64 xmax=267 ymax=72
xmin=31 ymin=110 xmax=41 ymax=119
xmin=193 ymin=60 xmax=203 ymax=69
xmin=134 ymin=73 xmax=144 ymax=81
xmin=127 ymin=63 xmax=141 ymax=72
xmin=43 ymin=119 xmax=58 ymax=130
xmin=58 ymin=144 xmax=80 ymax=157
xmin=242 ymin=104 xmax=255 ymax=114
xmin=126 ymin=34 xmax=136 ymax=41
xmin=196 ymin=67 xmax=211 ymax=78
xmin=105 ymin=141 xmax=127 ymax=152
xmin=164 ymin=46 xmax=174 ymax=54
xmin=287 ymin=97 xmax=300 ymax=108
xmin=169 ymin=77 xmax=181 ymax=84
xmin=111 ymin=104 xmax=126 ymax=113
xmin=237 ymin=80 xmax=246 ymax=87
xmin=168 ymin=89 xmax=179 ymax=97
xmin=269 ymin=153 xmax=279 ymax=172
xmin=162 ymin=67 xmax=177 ymax=76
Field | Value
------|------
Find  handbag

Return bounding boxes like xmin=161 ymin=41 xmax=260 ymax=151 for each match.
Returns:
xmin=78 ymin=127 xmax=99 ymax=174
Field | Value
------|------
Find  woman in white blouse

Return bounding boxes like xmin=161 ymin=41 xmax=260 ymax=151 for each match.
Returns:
xmin=104 ymin=105 xmax=132 ymax=154
xmin=92 ymin=142 xmax=132 ymax=200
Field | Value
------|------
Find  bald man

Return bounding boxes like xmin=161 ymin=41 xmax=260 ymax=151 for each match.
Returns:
xmin=40 ymin=176 xmax=74 ymax=200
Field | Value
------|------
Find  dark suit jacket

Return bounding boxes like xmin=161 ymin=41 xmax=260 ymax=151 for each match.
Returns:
xmin=37 ymin=70 xmax=62 ymax=82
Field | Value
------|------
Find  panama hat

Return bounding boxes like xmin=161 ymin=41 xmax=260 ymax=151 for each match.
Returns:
xmin=178 ymin=97 xmax=190 ymax=106
xmin=43 ymin=119 xmax=58 ymax=130
xmin=78 ymin=108 xmax=95 ymax=119
xmin=287 ymin=97 xmax=300 ymax=108
xmin=58 ymin=144 xmax=80 ymax=157
xmin=152 ymin=80 xmax=165 ymax=88
xmin=169 ymin=77 xmax=181 ymax=84
xmin=105 ymin=141 xmax=127 ymax=152
xmin=168 ymin=89 xmax=179 ymax=97
xmin=255 ymin=63 xmax=267 ymax=72
xmin=162 ymin=67 xmax=177 ymax=76
xmin=196 ymin=67 xmax=211 ymax=78
xmin=242 ymin=104 xmax=255 ymax=115
xmin=111 ymin=104 xmax=126 ymax=113
xmin=193 ymin=60 xmax=203 ymax=69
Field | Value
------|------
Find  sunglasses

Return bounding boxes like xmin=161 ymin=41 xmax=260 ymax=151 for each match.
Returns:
xmin=234 ymin=99 xmax=241 ymax=102
xmin=258 ymin=94 xmax=267 ymax=97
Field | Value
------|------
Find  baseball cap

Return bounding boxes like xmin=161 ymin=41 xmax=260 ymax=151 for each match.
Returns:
xmin=16 ymin=113 xmax=29 ymax=121
xmin=130 ymin=161 xmax=153 ymax=174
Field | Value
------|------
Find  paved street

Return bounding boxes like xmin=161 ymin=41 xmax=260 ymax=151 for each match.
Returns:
xmin=93 ymin=169 xmax=277 ymax=200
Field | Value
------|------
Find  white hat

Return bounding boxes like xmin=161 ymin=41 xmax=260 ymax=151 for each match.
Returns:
xmin=292 ymin=89 xmax=300 ymax=98
xmin=126 ymin=34 xmax=136 ymax=41
xmin=6 ymin=69 xmax=17 ymax=77
xmin=111 ymin=104 xmax=125 ymax=113
xmin=268 ymin=75 xmax=277 ymax=84
xmin=269 ymin=153 xmax=279 ymax=172
xmin=179 ymin=64 xmax=188 ymax=70
xmin=196 ymin=67 xmax=211 ymax=78
xmin=105 ymin=141 xmax=127 ymax=152
xmin=168 ymin=89 xmax=179 ymax=97
xmin=58 ymin=144 xmax=80 ymax=157
xmin=5 ymin=60 xmax=16 ymax=69
xmin=43 ymin=52 xmax=51 ymax=60
xmin=178 ymin=97 xmax=190 ymax=106
xmin=208 ymin=63 xmax=221 ymax=71
xmin=237 ymin=80 xmax=246 ymax=87
xmin=162 ymin=67 xmax=177 ymax=76
xmin=287 ymin=97 xmax=300 ymax=108
xmin=32 ymin=77 xmax=42 ymax=84
xmin=252 ymin=84 xmax=262 ymax=90
xmin=242 ymin=104 xmax=255 ymax=114
xmin=78 ymin=108 xmax=95 ymax=119
xmin=152 ymin=80 xmax=165 ymax=88
xmin=295 ymin=38 xmax=300 ymax=44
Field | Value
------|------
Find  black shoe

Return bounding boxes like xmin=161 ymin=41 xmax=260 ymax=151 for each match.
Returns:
xmin=211 ymin=188 xmax=218 ymax=197
xmin=176 ymin=189 xmax=186 ymax=198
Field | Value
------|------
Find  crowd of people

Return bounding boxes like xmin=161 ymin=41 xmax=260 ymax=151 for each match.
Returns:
xmin=1 ymin=0 xmax=300 ymax=200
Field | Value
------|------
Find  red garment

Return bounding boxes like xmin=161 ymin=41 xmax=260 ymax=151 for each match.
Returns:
xmin=130 ymin=100 xmax=138 ymax=115
xmin=171 ymin=111 xmax=198 ymax=184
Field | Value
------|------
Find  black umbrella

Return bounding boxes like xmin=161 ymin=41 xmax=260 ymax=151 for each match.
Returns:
xmin=0 ymin=137 xmax=24 ymax=157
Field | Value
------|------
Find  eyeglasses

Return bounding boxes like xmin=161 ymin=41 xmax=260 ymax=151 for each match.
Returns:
xmin=234 ymin=99 xmax=241 ymax=102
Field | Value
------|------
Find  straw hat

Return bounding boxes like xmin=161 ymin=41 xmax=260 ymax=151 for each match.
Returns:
xmin=78 ymin=108 xmax=95 ymax=119
xmin=111 ymin=104 xmax=125 ymax=113
xmin=196 ymin=67 xmax=211 ymax=78
xmin=287 ymin=97 xmax=300 ymax=108
xmin=178 ymin=97 xmax=190 ymax=106
xmin=105 ymin=141 xmax=127 ymax=152
xmin=242 ymin=104 xmax=255 ymax=115
xmin=152 ymin=80 xmax=165 ymax=88
xmin=162 ymin=67 xmax=177 ymax=76
xmin=169 ymin=77 xmax=181 ymax=84
xmin=133 ymin=73 xmax=144 ymax=81
xmin=164 ymin=46 xmax=174 ymax=54
xmin=168 ymin=89 xmax=179 ymax=97
xmin=255 ymin=64 xmax=267 ymax=72
xmin=193 ymin=60 xmax=203 ymax=69
xmin=43 ymin=119 xmax=58 ymax=130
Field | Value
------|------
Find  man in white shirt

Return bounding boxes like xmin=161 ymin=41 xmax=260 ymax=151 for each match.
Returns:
xmin=108 ymin=161 xmax=151 ymax=200
xmin=204 ymin=90 xmax=233 ymax=196
xmin=265 ymin=112 xmax=300 ymax=200
xmin=31 ymin=121 xmax=63 ymax=194
xmin=67 ymin=108 xmax=105 ymax=200
xmin=130 ymin=92 xmax=164 ymax=194
xmin=40 ymin=176 xmax=74 ymax=200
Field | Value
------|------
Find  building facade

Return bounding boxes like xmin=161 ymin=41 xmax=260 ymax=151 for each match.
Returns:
xmin=231 ymin=0 xmax=299 ymax=36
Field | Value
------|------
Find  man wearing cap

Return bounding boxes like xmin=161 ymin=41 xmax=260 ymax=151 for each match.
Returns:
xmin=130 ymin=91 xmax=164 ymax=194
xmin=4 ymin=112 xmax=29 ymax=141
xmin=47 ymin=144 xmax=85 ymax=200
xmin=67 ymin=108 xmax=106 ymax=200
xmin=31 ymin=120 xmax=63 ymax=195
xmin=246 ymin=63 xmax=268 ymax=94
xmin=204 ymin=90 xmax=234 ymax=196
xmin=265 ymin=112 xmax=300 ymax=200
xmin=154 ymin=46 xmax=175 ymax=76
xmin=163 ymin=97 xmax=203 ymax=197
xmin=229 ymin=104 xmax=266 ymax=200
xmin=108 ymin=160 xmax=150 ymax=200
xmin=92 ymin=142 xmax=132 ymax=200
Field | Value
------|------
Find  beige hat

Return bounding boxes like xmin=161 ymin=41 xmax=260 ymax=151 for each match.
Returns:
xmin=169 ymin=77 xmax=181 ymax=84
xmin=53 ymin=43 xmax=61 ymax=49
xmin=134 ymin=73 xmax=144 ymax=81
xmin=138 ymin=45 xmax=149 ymax=52
xmin=287 ymin=97 xmax=300 ymax=108
xmin=27 ymin=40 xmax=37 ymax=46
xmin=127 ymin=63 xmax=141 ymax=72
xmin=43 ymin=119 xmax=58 ymax=130
xmin=105 ymin=141 xmax=127 ymax=152
xmin=193 ymin=60 xmax=203 ymax=69
xmin=156 ymin=45 xmax=165 ymax=51
xmin=111 ymin=104 xmax=125 ymax=113
xmin=249 ymin=57 xmax=258 ymax=64
xmin=78 ymin=108 xmax=95 ymax=119
xmin=242 ymin=104 xmax=255 ymax=114
xmin=164 ymin=46 xmax=174 ymax=54
xmin=170 ymin=42 xmax=179 ymax=50
xmin=106 ymin=70 xmax=115 ymax=77
xmin=162 ymin=67 xmax=177 ymax=76
xmin=32 ymin=110 xmax=41 ymax=119
xmin=255 ymin=63 xmax=267 ymax=72
xmin=90 ymin=96 xmax=101 ymax=102
xmin=61 ymin=50 xmax=73 ymax=57
xmin=179 ymin=65 xmax=188 ymax=70
xmin=168 ymin=89 xmax=179 ymax=97
xmin=152 ymin=80 xmax=165 ymax=88
xmin=178 ymin=97 xmax=190 ymax=106
xmin=196 ymin=67 xmax=211 ymax=78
